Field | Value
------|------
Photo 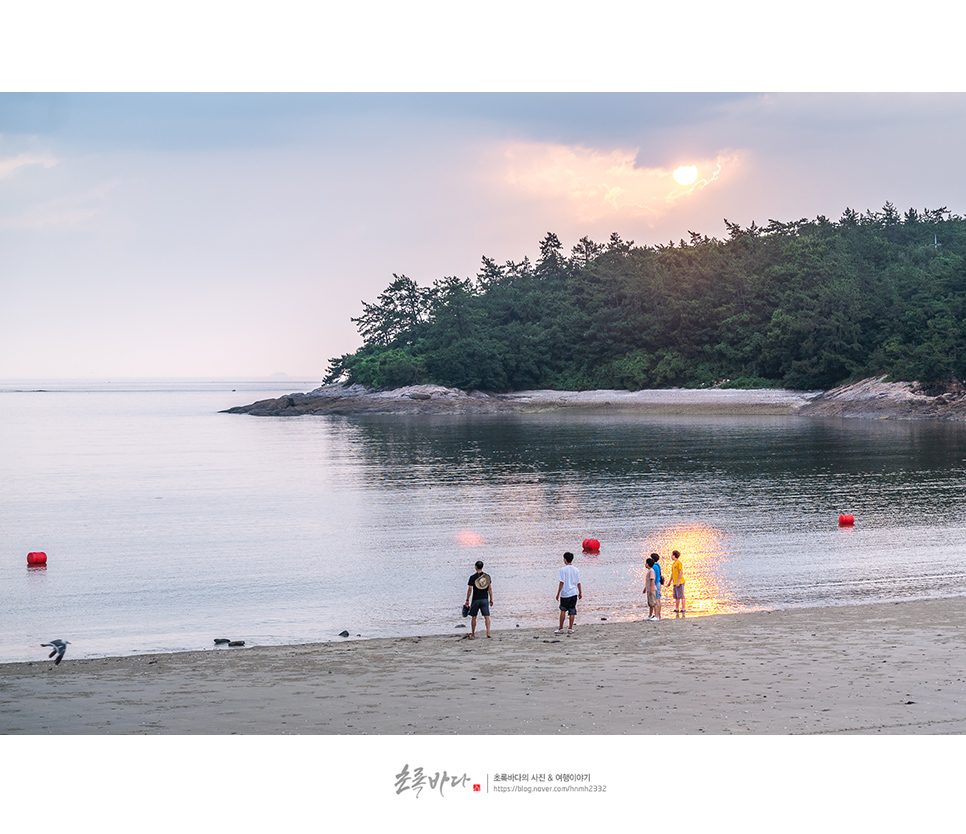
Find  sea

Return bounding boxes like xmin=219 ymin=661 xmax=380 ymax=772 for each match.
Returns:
xmin=3 ymin=377 xmax=966 ymax=664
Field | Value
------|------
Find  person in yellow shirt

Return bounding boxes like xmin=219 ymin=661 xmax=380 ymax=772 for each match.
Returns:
xmin=670 ymin=549 xmax=686 ymax=614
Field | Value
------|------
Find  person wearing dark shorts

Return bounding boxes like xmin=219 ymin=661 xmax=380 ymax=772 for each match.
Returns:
xmin=465 ymin=560 xmax=493 ymax=638
xmin=555 ymin=551 xmax=582 ymax=635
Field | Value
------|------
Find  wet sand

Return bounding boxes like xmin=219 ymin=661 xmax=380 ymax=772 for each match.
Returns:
xmin=4 ymin=596 xmax=966 ymax=735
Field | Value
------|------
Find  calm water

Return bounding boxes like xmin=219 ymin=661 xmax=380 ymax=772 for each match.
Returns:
xmin=3 ymin=379 xmax=966 ymax=663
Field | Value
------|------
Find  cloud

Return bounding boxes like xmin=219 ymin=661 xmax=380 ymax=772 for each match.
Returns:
xmin=0 ymin=178 xmax=119 ymax=229
xmin=497 ymin=140 xmax=740 ymax=224
xmin=0 ymin=205 xmax=100 ymax=230
xmin=0 ymin=151 xmax=58 ymax=179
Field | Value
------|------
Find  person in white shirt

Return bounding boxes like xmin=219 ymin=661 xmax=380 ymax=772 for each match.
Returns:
xmin=555 ymin=551 xmax=582 ymax=635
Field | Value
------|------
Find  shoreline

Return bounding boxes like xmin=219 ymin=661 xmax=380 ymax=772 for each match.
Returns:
xmin=5 ymin=596 xmax=966 ymax=734
xmin=0 ymin=591 xmax=954 ymax=667
xmin=223 ymin=377 xmax=966 ymax=421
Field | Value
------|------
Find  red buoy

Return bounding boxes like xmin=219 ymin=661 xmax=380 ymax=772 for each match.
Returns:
xmin=838 ymin=514 xmax=855 ymax=526
xmin=582 ymin=538 xmax=600 ymax=552
xmin=27 ymin=551 xmax=48 ymax=565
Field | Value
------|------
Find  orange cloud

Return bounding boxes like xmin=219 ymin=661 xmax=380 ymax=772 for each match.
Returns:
xmin=498 ymin=141 xmax=739 ymax=224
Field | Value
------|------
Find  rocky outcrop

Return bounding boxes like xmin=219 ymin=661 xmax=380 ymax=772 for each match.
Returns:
xmin=223 ymin=377 xmax=966 ymax=421
xmin=798 ymin=377 xmax=966 ymax=421
xmin=223 ymin=384 xmax=817 ymax=416
xmin=221 ymin=384 xmax=511 ymax=416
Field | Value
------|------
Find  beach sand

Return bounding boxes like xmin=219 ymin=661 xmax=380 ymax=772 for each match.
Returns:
xmin=4 ymin=596 xmax=966 ymax=735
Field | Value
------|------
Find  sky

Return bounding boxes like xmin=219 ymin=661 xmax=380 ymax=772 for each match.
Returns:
xmin=2 ymin=12 xmax=965 ymax=381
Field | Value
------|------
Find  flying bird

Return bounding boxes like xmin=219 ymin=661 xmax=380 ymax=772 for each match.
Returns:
xmin=42 ymin=639 xmax=70 ymax=665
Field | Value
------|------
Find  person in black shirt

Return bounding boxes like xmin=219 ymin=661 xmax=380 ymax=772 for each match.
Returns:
xmin=465 ymin=560 xmax=493 ymax=638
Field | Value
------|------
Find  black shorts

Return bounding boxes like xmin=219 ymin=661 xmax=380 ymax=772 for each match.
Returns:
xmin=470 ymin=599 xmax=490 ymax=617
xmin=559 ymin=595 xmax=577 ymax=615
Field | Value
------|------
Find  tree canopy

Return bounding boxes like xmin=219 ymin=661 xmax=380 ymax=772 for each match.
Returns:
xmin=325 ymin=204 xmax=966 ymax=391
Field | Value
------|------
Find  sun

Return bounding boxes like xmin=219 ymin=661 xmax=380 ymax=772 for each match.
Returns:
xmin=672 ymin=165 xmax=698 ymax=186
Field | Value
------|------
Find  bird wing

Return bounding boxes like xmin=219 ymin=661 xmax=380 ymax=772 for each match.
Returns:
xmin=43 ymin=641 xmax=67 ymax=661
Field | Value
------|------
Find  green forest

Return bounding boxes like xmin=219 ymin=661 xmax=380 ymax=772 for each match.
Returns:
xmin=324 ymin=204 xmax=966 ymax=392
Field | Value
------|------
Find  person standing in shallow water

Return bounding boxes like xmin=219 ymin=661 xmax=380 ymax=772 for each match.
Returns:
xmin=651 ymin=552 xmax=664 ymax=620
xmin=555 ymin=551 xmax=582 ymax=635
xmin=643 ymin=557 xmax=658 ymax=620
xmin=670 ymin=549 xmax=686 ymax=614
xmin=465 ymin=560 xmax=493 ymax=638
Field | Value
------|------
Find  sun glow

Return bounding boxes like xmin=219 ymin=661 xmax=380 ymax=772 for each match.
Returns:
xmin=638 ymin=523 xmax=737 ymax=616
xmin=672 ymin=165 xmax=699 ymax=186
xmin=455 ymin=529 xmax=485 ymax=547
xmin=498 ymin=141 xmax=734 ymax=222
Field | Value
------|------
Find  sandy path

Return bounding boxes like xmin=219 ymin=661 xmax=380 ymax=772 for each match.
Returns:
xmin=3 ymin=597 xmax=965 ymax=735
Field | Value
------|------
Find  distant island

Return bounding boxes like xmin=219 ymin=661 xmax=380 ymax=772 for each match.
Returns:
xmin=229 ymin=203 xmax=966 ymax=421
xmin=322 ymin=204 xmax=966 ymax=394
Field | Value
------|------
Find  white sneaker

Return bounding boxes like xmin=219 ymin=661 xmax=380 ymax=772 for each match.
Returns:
xmin=554 ymin=629 xmax=565 ymax=634
xmin=567 ymin=629 xmax=575 ymax=635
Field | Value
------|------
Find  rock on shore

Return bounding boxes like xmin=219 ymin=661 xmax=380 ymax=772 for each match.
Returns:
xmin=221 ymin=384 xmax=512 ymax=416
xmin=222 ymin=377 xmax=966 ymax=421
xmin=799 ymin=377 xmax=966 ymax=421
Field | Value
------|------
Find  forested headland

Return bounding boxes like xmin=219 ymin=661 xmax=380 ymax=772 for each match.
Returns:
xmin=324 ymin=205 xmax=966 ymax=392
